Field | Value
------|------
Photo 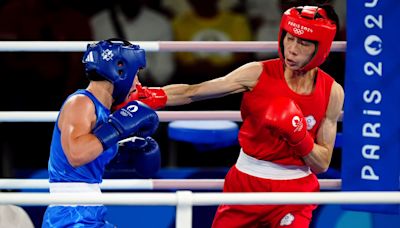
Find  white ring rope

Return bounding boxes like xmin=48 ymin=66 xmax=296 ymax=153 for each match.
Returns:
xmin=0 ymin=191 xmax=398 ymax=206
xmin=0 ymin=111 xmax=343 ymax=122
xmin=0 ymin=111 xmax=240 ymax=122
xmin=0 ymin=41 xmax=346 ymax=52
xmin=0 ymin=178 xmax=341 ymax=190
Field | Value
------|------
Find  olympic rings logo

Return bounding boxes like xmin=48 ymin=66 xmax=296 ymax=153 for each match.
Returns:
xmin=292 ymin=28 xmax=305 ymax=35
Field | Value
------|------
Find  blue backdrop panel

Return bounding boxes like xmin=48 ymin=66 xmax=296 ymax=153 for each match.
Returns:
xmin=342 ymin=0 xmax=400 ymax=214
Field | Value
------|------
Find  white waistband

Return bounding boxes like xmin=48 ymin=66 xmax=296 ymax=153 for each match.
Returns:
xmin=49 ymin=182 xmax=101 ymax=193
xmin=235 ymin=149 xmax=311 ymax=180
xmin=49 ymin=182 xmax=102 ymax=207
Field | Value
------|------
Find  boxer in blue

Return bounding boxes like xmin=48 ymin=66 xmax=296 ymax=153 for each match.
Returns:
xmin=42 ymin=39 xmax=160 ymax=227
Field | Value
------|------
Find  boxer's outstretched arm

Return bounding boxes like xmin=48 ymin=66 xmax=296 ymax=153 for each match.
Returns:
xmin=302 ymin=82 xmax=344 ymax=174
xmin=163 ymin=62 xmax=263 ymax=106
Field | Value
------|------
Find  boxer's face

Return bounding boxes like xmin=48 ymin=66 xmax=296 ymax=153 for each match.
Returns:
xmin=283 ymin=33 xmax=316 ymax=71
xmin=128 ymin=73 xmax=139 ymax=95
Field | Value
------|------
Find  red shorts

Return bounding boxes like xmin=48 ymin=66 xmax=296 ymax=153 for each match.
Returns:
xmin=212 ymin=165 xmax=320 ymax=228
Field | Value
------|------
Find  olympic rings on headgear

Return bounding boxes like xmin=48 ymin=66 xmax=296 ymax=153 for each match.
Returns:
xmin=278 ymin=6 xmax=337 ymax=71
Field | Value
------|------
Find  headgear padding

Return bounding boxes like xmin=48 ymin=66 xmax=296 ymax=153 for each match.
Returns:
xmin=82 ymin=39 xmax=146 ymax=105
xmin=278 ymin=6 xmax=336 ymax=71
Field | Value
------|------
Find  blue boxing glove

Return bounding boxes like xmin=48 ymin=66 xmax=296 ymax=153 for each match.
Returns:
xmin=93 ymin=101 xmax=159 ymax=150
xmin=106 ymin=136 xmax=161 ymax=178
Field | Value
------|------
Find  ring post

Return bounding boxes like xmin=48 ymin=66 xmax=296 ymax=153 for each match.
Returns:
xmin=176 ymin=191 xmax=193 ymax=228
xmin=342 ymin=0 xmax=400 ymax=214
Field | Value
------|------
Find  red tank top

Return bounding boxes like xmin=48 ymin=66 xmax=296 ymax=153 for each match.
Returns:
xmin=239 ymin=59 xmax=334 ymax=166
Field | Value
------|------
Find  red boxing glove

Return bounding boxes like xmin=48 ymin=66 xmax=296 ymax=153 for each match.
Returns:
xmin=263 ymin=97 xmax=314 ymax=157
xmin=113 ymin=83 xmax=167 ymax=111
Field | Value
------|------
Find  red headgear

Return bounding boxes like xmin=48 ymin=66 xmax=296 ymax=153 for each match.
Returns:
xmin=278 ymin=6 xmax=337 ymax=71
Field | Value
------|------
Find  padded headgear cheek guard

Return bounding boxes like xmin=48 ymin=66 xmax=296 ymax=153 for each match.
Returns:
xmin=278 ymin=6 xmax=337 ymax=71
xmin=82 ymin=38 xmax=146 ymax=105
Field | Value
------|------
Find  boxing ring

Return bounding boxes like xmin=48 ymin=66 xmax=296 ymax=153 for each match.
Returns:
xmin=1 ymin=41 xmax=399 ymax=228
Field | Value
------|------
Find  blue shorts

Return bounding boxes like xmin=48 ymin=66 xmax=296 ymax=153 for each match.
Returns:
xmin=42 ymin=205 xmax=114 ymax=228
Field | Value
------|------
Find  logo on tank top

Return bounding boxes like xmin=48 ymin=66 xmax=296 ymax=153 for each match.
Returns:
xmin=305 ymin=115 xmax=316 ymax=130
xmin=280 ymin=213 xmax=295 ymax=226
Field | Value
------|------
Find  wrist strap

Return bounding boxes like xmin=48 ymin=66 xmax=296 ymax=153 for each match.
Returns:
xmin=291 ymin=131 xmax=314 ymax=157
xmin=140 ymin=87 xmax=167 ymax=110
xmin=93 ymin=123 xmax=119 ymax=150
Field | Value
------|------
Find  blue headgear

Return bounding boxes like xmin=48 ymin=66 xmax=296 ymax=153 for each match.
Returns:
xmin=82 ymin=38 xmax=146 ymax=105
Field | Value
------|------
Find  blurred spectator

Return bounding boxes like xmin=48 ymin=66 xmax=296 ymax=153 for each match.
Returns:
xmin=245 ymin=0 xmax=281 ymax=60
xmin=0 ymin=0 xmax=92 ymax=175
xmin=172 ymin=0 xmax=253 ymax=84
xmin=245 ymin=0 xmax=281 ymax=28
xmin=0 ymin=0 xmax=92 ymax=110
xmin=161 ymin=0 xmax=191 ymax=18
xmin=333 ymin=0 xmax=346 ymax=40
xmin=161 ymin=0 xmax=241 ymax=18
xmin=0 ymin=205 xmax=34 ymax=228
xmin=218 ymin=0 xmax=241 ymax=11
xmin=90 ymin=0 xmax=175 ymax=86
xmin=279 ymin=0 xmax=309 ymax=12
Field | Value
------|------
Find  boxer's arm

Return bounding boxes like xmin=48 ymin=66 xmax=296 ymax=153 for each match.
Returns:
xmin=93 ymin=100 xmax=159 ymax=149
xmin=302 ymin=82 xmax=344 ymax=174
xmin=163 ymin=61 xmax=263 ymax=106
xmin=59 ymin=95 xmax=103 ymax=167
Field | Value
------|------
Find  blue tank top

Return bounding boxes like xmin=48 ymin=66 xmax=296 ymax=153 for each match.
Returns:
xmin=48 ymin=89 xmax=118 ymax=183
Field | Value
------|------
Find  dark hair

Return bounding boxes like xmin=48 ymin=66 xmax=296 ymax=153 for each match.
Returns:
xmin=316 ymin=4 xmax=340 ymax=33
xmin=86 ymin=71 xmax=107 ymax=82
xmin=293 ymin=3 xmax=339 ymax=37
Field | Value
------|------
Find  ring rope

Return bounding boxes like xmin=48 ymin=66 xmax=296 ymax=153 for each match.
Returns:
xmin=0 ymin=191 xmax=398 ymax=206
xmin=0 ymin=41 xmax=346 ymax=52
xmin=0 ymin=111 xmax=343 ymax=122
xmin=0 ymin=178 xmax=340 ymax=190
xmin=0 ymin=111 xmax=240 ymax=122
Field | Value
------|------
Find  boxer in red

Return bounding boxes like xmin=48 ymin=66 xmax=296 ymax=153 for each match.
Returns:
xmin=118 ymin=4 xmax=344 ymax=227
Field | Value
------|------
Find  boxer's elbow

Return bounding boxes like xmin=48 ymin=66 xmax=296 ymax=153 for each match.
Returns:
xmin=310 ymin=164 xmax=329 ymax=174
xmin=65 ymin=148 xmax=89 ymax=167
xmin=66 ymin=153 xmax=85 ymax=167
xmin=303 ymin=153 xmax=331 ymax=174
